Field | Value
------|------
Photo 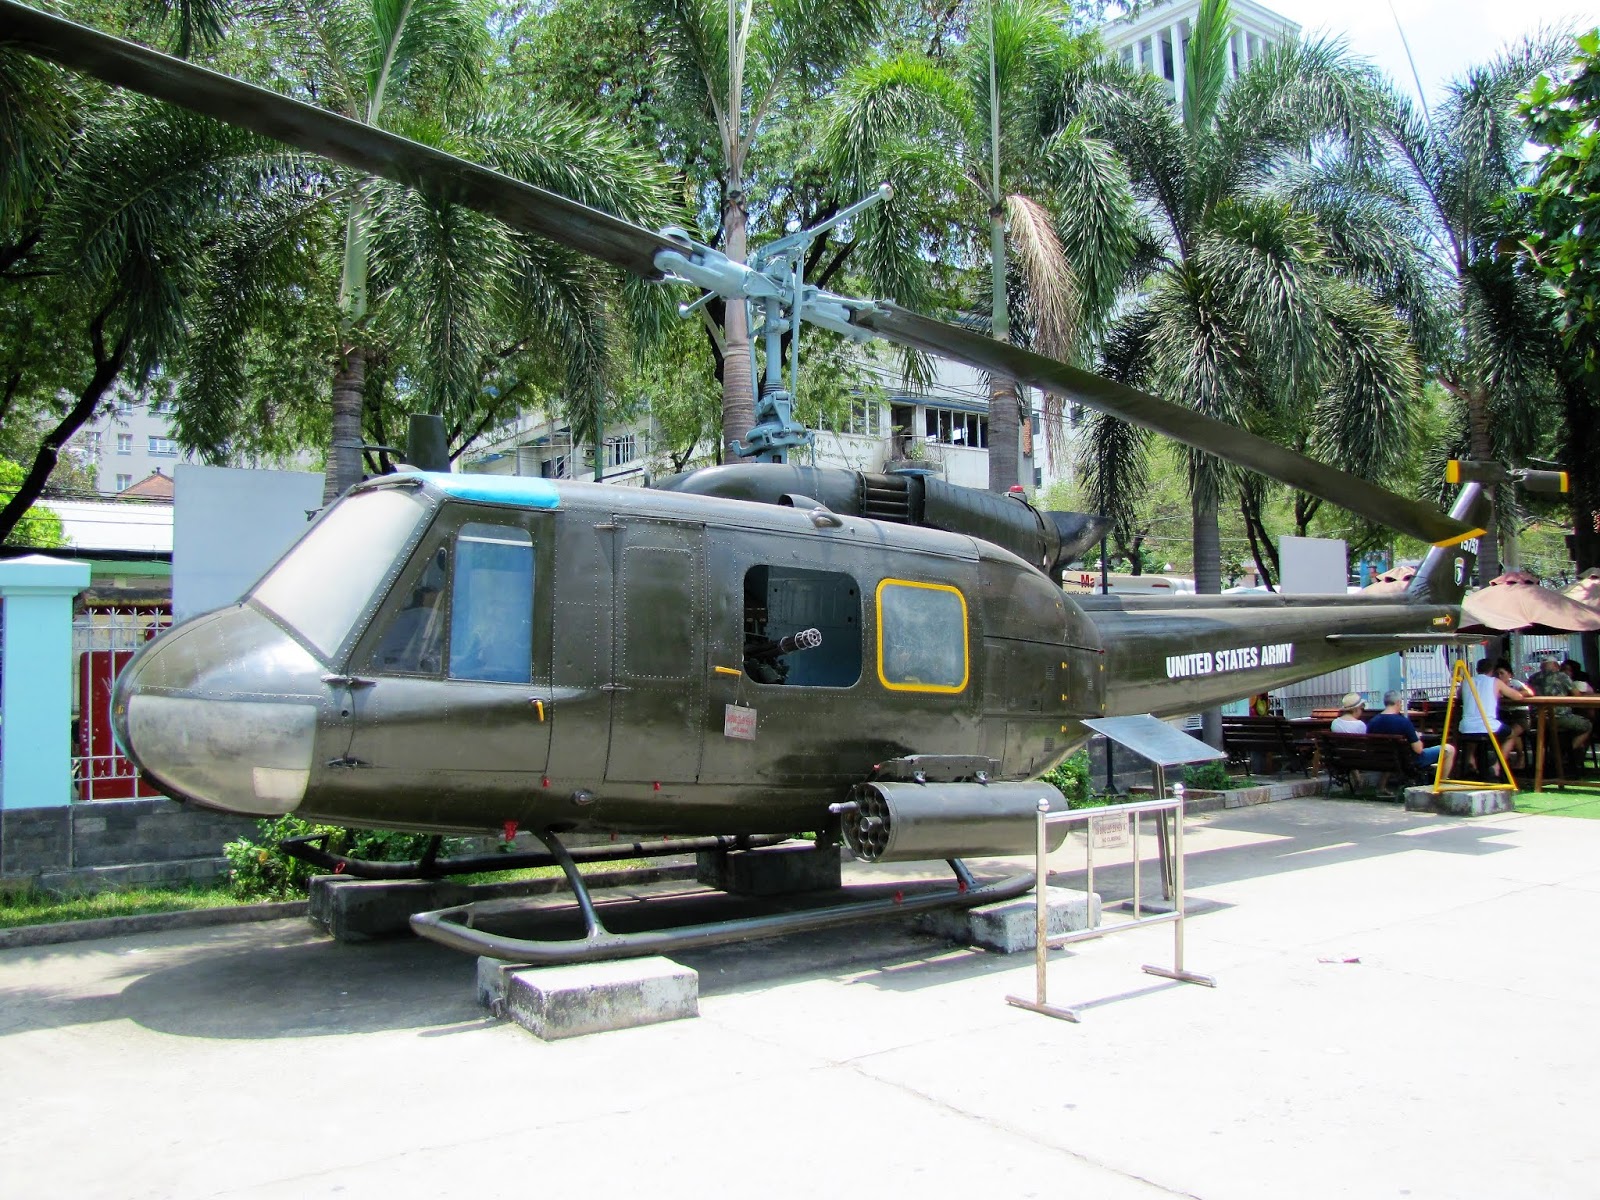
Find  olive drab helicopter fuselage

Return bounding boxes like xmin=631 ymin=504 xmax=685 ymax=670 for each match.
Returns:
xmin=110 ymin=467 xmax=1481 ymax=839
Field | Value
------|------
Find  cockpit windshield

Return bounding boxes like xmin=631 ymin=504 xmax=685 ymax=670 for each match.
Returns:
xmin=252 ymin=486 xmax=428 ymax=658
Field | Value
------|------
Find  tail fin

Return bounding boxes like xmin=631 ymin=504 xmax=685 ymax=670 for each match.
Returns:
xmin=1406 ymin=482 xmax=1489 ymax=605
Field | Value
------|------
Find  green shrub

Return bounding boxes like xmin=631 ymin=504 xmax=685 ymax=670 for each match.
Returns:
xmin=1040 ymin=750 xmax=1095 ymax=808
xmin=224 ymin=817 xmax=455 ymax=900
xmin=1181 ymin=761 xmax=1234 ymax=792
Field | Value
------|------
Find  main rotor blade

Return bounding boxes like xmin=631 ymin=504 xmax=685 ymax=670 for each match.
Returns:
xmin=855 ymin=304 xmax=1480 ymax=547
xmin=0 ymin=0 xmax=675 ymax=279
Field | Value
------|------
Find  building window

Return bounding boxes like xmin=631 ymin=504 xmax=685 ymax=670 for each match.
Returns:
xmin=86 ymin=432 xmax=102 ymax=455
xmin=924 ymin=408 xmax=987 ymax=448
xmin=115 ymin=473 xmax=133 ymax=491
xmin=114 ymin=398 xmax=133 ymax=415
xmin=844 ymin=397 xmax=881 ymax=437
xmin=604 ymin=435 xmax=636 ymax=469
xmin=153 ymin=398 xmax=177 ymax=415
xmin=538 ymin=454 xmax=567 ymax=479
xmin=116 ymin=434 xmax=132 ymax=455
xmin=148 ymin=436 xmax=178 ymax=458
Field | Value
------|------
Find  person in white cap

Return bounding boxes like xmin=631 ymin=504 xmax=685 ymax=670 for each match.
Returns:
xmin=1331 ymin=693 xmax=1367 ymax=734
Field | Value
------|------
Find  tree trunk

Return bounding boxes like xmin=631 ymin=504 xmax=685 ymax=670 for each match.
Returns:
xmin=1562 ymin=369 xmax=1600 ymax=678
xmin=1192 ymin=487 xmax=1223 ymax=747
xmin=326 ymin=344 xmax=366 ymax=506
xmin=719 ymin=193 xmax=756 ymax=459
xmin=987 ymin=376 xmax=1020 ymax=492
xmin=1463 ymin=382 xmax=1500 ymax=583
xmin=0 ymin=309 xmax=128 ymax=546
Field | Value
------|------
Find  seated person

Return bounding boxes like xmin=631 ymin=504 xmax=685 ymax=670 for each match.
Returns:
xmin=1365 ymin=690 xmax=1455 ymax=787
xmin=1330 ymin=693 xmax=1368 ymax=733
xmin=1492 ymin=659 xmax=1533 ymax=766
xmin=1529 ymin=657 xmax=1594 ymax=768
xmin=1559 ymin=658 xmax=1594 ymax=694
xmin=1458 ymin=657 xmax=1525 ymax=777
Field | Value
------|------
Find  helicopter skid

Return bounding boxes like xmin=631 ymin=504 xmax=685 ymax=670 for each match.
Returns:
xmin=280 ymin=832 xmax=791 ymax=880
xmin=410 ymin=852 xmax=1035 ymax=964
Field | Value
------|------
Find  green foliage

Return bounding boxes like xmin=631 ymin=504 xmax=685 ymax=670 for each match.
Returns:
xmin=0 ymin=882 xmax=242 ymax=929
xmin=224 ymin=815 xmax=453 ymax=900
xmin=1040 ymin=748 xmax=1093 ymax=807
xmin=1520 ymin=30 xmax=1600 ymax=379
xmin=1181 ymin=760 xmax=1234 ymax=792
xmin=0 ymin=459 xmax=65 ymax=548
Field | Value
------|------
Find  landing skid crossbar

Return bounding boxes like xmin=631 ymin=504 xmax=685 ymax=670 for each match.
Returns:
xmin=279 ymin=832 xmax=791 ymax=880
xmin=410 ymin=830 xmax=1033 ymax=963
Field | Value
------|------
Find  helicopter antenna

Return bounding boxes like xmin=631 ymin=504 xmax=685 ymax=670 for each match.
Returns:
xmin=670 ymin=183 xmax=893 ymax=463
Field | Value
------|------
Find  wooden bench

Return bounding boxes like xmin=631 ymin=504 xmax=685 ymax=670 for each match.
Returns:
xmin=1221 ymin=715 xmax=1312 ymax=775
xmin=1316 ymin=732 xmax=1419 ymax=795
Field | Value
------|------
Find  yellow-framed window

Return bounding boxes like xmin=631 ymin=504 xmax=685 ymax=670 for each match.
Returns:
xmin=875 ymin=579 xmax=968 ymax=694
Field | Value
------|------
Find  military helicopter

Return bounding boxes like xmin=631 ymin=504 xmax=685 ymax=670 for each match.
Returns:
xmin=3 ymin=2 xmax=1558 ymax=964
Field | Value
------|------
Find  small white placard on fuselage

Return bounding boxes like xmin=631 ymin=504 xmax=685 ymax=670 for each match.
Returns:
xmin=723 ymin=704 xmax=758 ymax=740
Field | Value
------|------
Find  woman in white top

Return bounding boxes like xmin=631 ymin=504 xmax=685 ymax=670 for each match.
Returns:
xmin=1330 ymin=693 xmax=1368 ymax=733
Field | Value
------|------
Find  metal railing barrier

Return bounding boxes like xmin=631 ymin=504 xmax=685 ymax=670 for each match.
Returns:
xmin=1006 ymin=782 xmax=1216 ymax=1023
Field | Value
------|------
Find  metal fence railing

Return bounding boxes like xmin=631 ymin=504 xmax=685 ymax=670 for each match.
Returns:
xmin=1007 ymin=784 xmax=1215 ymax=1024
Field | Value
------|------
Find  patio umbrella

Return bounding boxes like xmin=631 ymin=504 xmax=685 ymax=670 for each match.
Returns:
xmin=1562 ymin=568 xmax=1600 ymax=610
xmin=1361 ymin=565 xmax=1416 ymax=597
xmin=1461 ymin=570 xmax=1600 ymax=633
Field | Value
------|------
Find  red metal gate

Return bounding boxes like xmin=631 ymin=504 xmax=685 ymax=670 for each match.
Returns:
xmin=73 ymin=604 xmax=170 ymax=800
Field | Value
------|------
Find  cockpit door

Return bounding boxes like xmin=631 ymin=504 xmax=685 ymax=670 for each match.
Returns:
xmin=338 ymin=506 xmax=554 ymax=813
xmin=604 ymin=517 xmax=706 ymax=783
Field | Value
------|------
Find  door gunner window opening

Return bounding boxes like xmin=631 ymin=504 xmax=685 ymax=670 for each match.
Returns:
xmin=743 ymin=565 xmax=861 ymax=686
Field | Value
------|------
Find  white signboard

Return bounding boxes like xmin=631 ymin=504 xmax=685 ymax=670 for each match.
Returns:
xmin=1089 ymin=812 xmax=1128 ymax=850
xmin=1279 ymin=535 xmax=1348 ymax=595
xmin=173 ymin=464 xmax=325 ymax=623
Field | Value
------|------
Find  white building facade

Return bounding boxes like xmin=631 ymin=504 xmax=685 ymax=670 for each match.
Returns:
xmin=460 ymin=359 xmax=1080 ymax=496
xmin=68 ymin=394 xmax=196 ymax=494
xmin=1099 ymin=0 xmax=1301 ymax=119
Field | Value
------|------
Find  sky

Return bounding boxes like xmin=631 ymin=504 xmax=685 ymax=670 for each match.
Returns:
xmin=1266 ymin=0 xmax=1600 ymax=104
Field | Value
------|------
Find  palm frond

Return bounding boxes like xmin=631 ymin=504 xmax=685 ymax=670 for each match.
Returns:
xmin=1005 ymin=192 xmax=1077 ymax=361
xmin=1182 ymin=0 xmax=1232 ymax=135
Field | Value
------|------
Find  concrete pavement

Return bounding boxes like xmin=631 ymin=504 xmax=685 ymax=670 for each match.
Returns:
xmin=2 ymin=798 xmax=1597 ymax=1199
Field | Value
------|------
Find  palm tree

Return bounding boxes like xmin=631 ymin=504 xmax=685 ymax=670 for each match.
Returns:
xmin=1069 ymin=0 xmax=1427 ymax=596
xmin=639 ymin=0 xmax=888 ymax=459
xmin=1379 ymin=37 xmax=1572 ymax=581
xmin=822 ymin=0 xmax=1133 ymax=490
xmin=169 ymin=0 xmax=673 ymax=502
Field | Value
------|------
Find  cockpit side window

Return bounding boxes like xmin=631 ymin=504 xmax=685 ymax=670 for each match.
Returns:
xmin=448 ymin=522 xmax=534 ymax=684
xmin=370 ymin=544 xmax=449 ymax=674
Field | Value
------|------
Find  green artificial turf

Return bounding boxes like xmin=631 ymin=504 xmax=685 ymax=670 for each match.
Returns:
xmin=1514 ymin=780 xmax=1600 ymax=819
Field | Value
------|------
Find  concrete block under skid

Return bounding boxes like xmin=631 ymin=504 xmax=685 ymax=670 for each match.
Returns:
xmin=695 ymin=843 xmax=841 ymax=896
xmin=915 ymin=886 xmax=1101 ymax=954
xmin=477 ymin=956 xmax=698 ymax=1040
xmin=1404 ymin=787 xmax=1516 ymax=817
xmin=307 ymin=876 xmax=472 ymax=941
